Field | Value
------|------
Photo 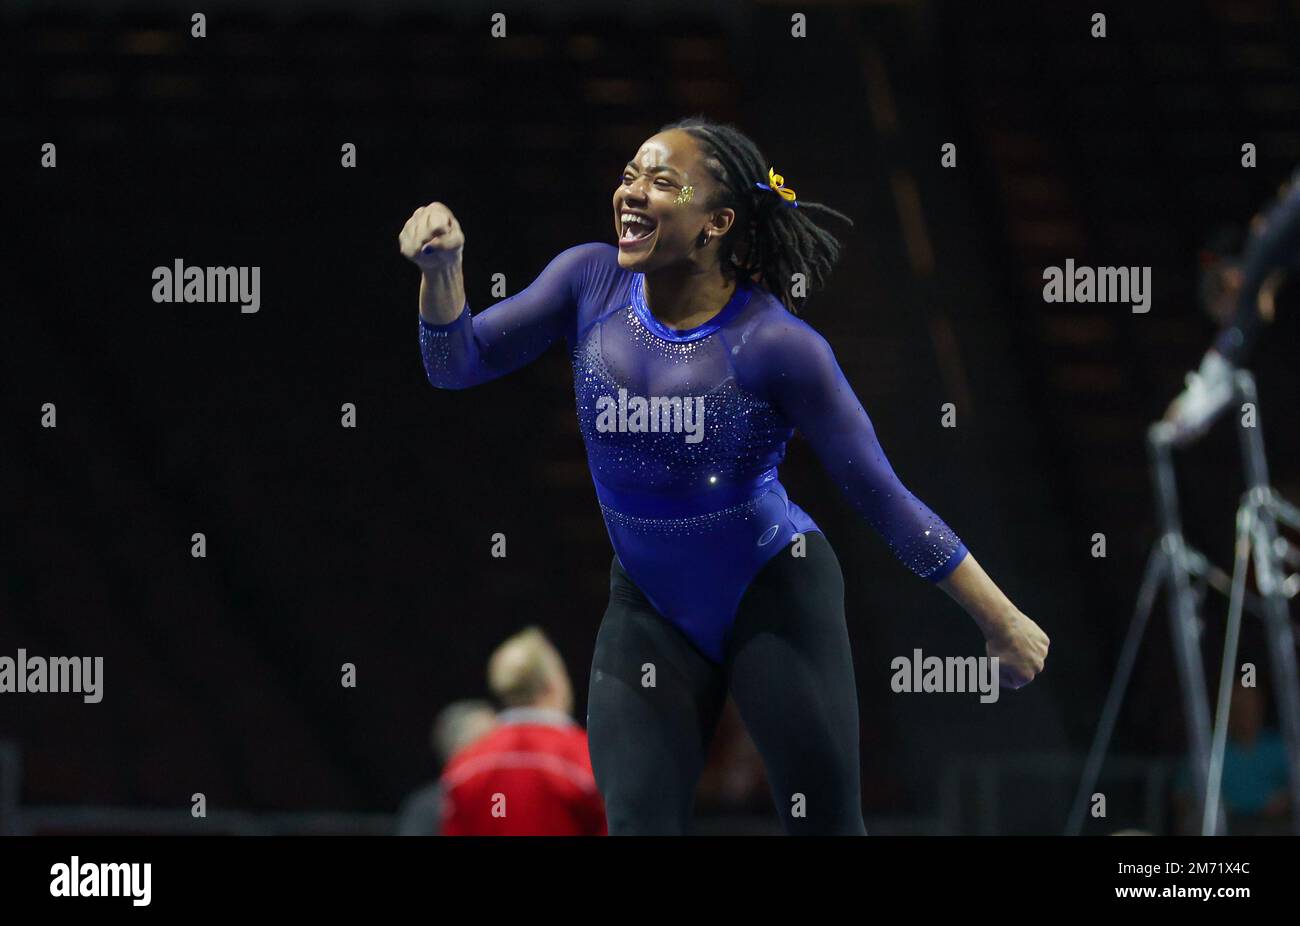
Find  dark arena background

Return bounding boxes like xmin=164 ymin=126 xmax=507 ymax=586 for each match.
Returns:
xmin=2 ymin=0 xmax=1299 ymax=866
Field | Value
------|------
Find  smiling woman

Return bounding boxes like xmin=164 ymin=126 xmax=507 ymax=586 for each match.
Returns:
xmin=400 ymin=114 xmax=1049 ymax=835
xmin=610 ymin=115 xmax=855 ymax=327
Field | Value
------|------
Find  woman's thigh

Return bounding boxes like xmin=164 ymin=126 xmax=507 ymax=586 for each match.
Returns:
xmin=724 ymin=532 xmax=867 ymax=835
xmin=587 ymin=556 xmax=727 ymax=835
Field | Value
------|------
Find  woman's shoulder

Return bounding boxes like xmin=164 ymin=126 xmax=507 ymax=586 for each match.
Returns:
xmin=560 ymin=240 xmax=620 ymax=260
xmin=733 ymin=285 xmax=832 ymax=355
xmin=559 ymin=242 xmax=631 ymax=296
xmin=537 ymin=241 xmax=622 ymax=281
xmin=540 ymin=241 xmax=624 ymax=292
xmin=555 ymin=243 xmax=633 ymax=335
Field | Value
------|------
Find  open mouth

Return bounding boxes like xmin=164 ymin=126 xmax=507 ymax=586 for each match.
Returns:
xmin=619 ymin=212 xmax=657 ymax=247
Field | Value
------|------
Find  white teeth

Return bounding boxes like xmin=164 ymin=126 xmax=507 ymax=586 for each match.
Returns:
xmin=621 ymin=212 xmax=655 ymax=240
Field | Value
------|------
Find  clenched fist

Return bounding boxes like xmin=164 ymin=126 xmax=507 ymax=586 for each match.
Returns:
xmin=399 ymin=202 xmax=464 ymax=271
xmin=984 ymin=611 xmax=1049 ymax=689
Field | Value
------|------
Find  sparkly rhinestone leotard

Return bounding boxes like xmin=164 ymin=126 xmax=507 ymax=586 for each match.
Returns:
xmin=420 ymin=242 xmax=967 ymax=662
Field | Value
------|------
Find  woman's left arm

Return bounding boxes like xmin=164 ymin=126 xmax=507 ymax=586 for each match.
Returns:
xmin=935 ymin=553 xmax=1049 ymax=689
xmin=760 ymin=317 xmax=1049 ymax=687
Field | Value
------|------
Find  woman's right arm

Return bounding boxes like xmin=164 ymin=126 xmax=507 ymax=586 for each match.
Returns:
xmin=400 ymin=201 xmax=590 ymax=389
xmin=419 ymin=262 xmax=467 ymax=328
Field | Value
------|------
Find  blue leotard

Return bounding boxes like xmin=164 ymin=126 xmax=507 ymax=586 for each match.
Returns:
xmin=420 ymin=242 xmax=968 ymax=662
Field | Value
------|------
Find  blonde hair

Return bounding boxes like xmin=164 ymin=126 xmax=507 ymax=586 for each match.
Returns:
xmin=487 ymin=627 xmax=564 ymax=707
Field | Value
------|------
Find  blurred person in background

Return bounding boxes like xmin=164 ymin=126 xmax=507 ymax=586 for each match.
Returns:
xmin=1171 ymin=680 xmax=1291 ymax=835
xmin=438 ymin=627 xmax=606 ymax=836
xmin=1164 ymin=167 xmax=1300 ymax=442
xmin=695 ymin=700 xmax=769 ymax=819
xmin=395 ymin=699 xmax=496 ymax=835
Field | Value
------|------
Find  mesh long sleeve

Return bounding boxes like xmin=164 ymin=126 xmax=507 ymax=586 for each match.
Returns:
xmin=758 ymin=318 xmax=968 ymax=581
xmin=419 ymin=243 xmax=600 ymax=389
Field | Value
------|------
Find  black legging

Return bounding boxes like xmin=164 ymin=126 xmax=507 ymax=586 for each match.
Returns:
xmin=586 ymin=531 xmax=867 ymax=835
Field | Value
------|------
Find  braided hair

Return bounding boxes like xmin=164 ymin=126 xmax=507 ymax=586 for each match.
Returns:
xmin=659 ymin=114 xmax=854 ymax=314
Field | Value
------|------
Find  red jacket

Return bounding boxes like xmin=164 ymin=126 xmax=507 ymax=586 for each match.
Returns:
xmin=439 ymin=708 xmax=607 ymax=836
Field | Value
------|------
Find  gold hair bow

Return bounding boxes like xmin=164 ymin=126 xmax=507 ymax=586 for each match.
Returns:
xmin=755 ymin=167 xmax=798 ymax=206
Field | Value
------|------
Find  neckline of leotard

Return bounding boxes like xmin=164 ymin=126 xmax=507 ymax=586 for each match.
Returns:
xmin=629 ymin=271 xmax=754 ymax=343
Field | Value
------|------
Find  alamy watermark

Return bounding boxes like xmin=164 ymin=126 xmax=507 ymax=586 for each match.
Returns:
xmin=1042 ymin=259 xmax=1151 ymax=313
xmin=0 ymin=650 xmax=102 ymax=703
xmin=152 ymin=259 xmax=260 ymax=313
xmin=50 ymin=857 xmax=150 ymax=906
xmin=595 ymin=388 xmax=705 ymax=443
xmin=890 ymin=648 xmax=999 ymax=703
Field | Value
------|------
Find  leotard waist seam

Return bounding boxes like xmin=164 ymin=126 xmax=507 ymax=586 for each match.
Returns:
xmin=592 ymin=467 xmax=779 ymax=519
